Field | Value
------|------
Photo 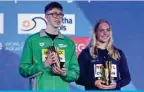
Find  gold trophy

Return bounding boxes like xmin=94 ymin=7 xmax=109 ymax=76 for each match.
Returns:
xmin=48 ymin=46 xmax=60 ymax=68
xmin=101 ymin=61 xmax=112 ymax=85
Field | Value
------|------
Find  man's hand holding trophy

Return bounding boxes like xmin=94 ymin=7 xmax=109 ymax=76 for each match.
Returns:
xmin=45 ymin=46 xmax=67 ymax=76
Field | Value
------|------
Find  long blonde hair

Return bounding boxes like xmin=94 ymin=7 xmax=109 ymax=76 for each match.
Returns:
xmin=88 ymin=19 xmax=120 ymax=60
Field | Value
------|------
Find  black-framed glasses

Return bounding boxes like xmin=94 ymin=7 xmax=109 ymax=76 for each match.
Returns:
xmin=47 ymin=13 xmax=64 ymax=18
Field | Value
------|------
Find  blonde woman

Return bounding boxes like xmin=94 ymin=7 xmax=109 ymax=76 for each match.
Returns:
xmin=76 ymin=19 xmax=131 ymax=90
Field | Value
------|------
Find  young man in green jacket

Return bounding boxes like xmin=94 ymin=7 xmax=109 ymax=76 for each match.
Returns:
xmin=19 ymin=2 xmax=79 ymax=90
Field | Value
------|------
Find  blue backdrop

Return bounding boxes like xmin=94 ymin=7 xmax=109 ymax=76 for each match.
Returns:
xmin=0 ymin=1 xmax=144 ymax=90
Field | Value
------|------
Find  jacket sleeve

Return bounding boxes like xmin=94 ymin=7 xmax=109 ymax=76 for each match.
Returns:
xmin=116 ymin=50 xmax=131 ymax=89
xmin=76 ymin=48 xmax=95 ymax=87
xmin=61 ymin=41 xmax=80 ymax=82
xmin=19 ymin=38 xmax=46 ymax=78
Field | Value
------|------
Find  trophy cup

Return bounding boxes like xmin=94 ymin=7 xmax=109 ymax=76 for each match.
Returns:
xmin=101 ymin=61 xmax=112 ymax=86
xmin=48 ymin=46 xmax=61 ymax=68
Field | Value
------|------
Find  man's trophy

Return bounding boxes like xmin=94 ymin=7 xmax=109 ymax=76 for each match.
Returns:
xmin=48 ymin=46 xmax=61 ymax=68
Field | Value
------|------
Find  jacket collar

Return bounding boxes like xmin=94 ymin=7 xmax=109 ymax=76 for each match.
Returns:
xmin=40 ymin=29 xmax=64 ymax=39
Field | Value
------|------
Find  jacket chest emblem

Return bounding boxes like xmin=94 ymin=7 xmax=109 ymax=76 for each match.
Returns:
xmin=58 ymin=44 xmax=67 ymax=48
xmin=39 ymin=42 xmax=44 ymax=47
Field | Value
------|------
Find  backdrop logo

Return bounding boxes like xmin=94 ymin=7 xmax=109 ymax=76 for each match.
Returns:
xmin=59 ymin=14 xmax=75 ymax=35
xmin=18 ymin=14 xmax=47 ymax=34
xmin=0 ymin=43 xmax=2 ymax=50
xmin=18 ymin=14 xmax=75 ymax=35
xmin=70 ymin=37 xmax=89 ymax=56
xmin=0 ymin=13 xmax=4 ymax=34
xmin=4 ymin=42 xmax=24 ymax=51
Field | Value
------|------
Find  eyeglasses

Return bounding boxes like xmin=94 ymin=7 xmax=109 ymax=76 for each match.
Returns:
xmin=47 ymin=13 xmax=64 ymax=18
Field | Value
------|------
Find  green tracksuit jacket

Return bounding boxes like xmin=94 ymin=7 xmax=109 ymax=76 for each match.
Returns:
xmin=19 ymin=29 xmax=80 ymax=90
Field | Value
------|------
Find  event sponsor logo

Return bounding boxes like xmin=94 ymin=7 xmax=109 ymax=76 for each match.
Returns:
xmin=18 ymin=14 xmax=75 ymax=35
xmin=4 ymin=42 xmax=24 ymax=51
xmin=70 ymin=37 xmax=89 ymax=56
xmin=0 ymin=13 xmax=4 ymax=34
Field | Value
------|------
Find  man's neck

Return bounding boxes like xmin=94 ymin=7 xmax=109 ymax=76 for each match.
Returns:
xmin=96 ymin=41 xmax=107 ymax=49
xmin=45 ymin=25 xmax=59 ymax=35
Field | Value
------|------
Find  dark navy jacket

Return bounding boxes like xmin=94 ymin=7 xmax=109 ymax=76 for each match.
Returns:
xmin=76 ymin=47 xmax=131 ymax=90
